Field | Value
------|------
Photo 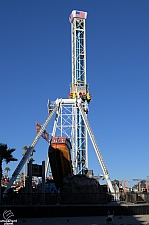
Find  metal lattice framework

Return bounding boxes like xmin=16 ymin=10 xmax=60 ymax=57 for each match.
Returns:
xmin=4 ymin=10 xmax=115 ymax=194
xmin=71 ymin=17 xmax=86 ymax=85
xmin=69 ymin=12 xmax=88 ymax=174
xmin=49 ymin=99 xmax=88 ymax=175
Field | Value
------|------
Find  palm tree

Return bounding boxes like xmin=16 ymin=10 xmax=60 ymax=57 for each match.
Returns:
xmin=29 ymin=157 xmax=35 ymax=162
xmin=0 ymin=143 xmax=17 ymax=204
xmin=22 ymin=146 xmax=36 ymax=161
xmin=4 ymin=167 xmax=10 ymax=177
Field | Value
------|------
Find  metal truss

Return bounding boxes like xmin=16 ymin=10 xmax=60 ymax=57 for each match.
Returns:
xmin=48 ymin=99 xmax=88 ymax=175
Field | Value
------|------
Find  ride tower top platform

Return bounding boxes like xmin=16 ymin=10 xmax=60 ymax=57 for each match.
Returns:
xmin=69 ymin=10 xmax=87 ymax=23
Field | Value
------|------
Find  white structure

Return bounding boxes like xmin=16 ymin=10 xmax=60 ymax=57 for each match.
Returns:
xmin=4 ymin=11 xmax=114 ymax=194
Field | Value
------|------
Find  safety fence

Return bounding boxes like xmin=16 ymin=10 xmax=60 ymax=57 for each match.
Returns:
xmin=1 ymin=192 xmax=149 ymax=205
xmin=125 ymin=192 xmax=149 ymax=203
xmin=2 ymin=192 xmax=115 ymax=205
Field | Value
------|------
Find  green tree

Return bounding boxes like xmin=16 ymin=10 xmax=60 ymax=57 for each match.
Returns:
xmin=4 ymin=167 xmax=10 ymax=177
xmin=29 ymin=158 xmax=35 ymax=162
xmin=22 ymin=146 xmax=36 ymax=162
xmin=113 ymin=179 xmax=119 ymax=186
xmin=0 ymin=143 xmax=17 ymax=204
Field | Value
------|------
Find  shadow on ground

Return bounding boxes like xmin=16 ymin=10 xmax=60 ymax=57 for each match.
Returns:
xmin=1 ymin=202 xmax=149 ymax=225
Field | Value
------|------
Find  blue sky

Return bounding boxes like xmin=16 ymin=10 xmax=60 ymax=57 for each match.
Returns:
xmin=1 ymin=1 xmax=149 ymax=185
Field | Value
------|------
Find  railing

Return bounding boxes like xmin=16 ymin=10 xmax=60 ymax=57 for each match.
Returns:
xmin=125 ymin=192 xmax=149 ymax=203
xmin=1 ymin=191 xmax=149 ymax=205
xmin=2 ymin=192 xmax=115 ymax=205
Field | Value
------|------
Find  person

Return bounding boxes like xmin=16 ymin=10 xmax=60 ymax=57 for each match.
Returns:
xmin=36 ymin=122 xmax=40 ymax=133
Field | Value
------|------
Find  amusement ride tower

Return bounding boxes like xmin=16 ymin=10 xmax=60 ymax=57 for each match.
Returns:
xmin=4 ymin=10 xmax=114 ymax=194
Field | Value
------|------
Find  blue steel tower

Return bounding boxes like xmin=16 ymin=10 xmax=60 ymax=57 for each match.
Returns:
xmin=69 ymin=10 xmax=91 ymax=174
xmin=4 ymin=10 xmax=115 ymax=194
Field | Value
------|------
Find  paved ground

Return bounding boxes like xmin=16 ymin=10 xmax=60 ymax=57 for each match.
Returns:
xmin=11 ymin=215 xmax=149 ymax=225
